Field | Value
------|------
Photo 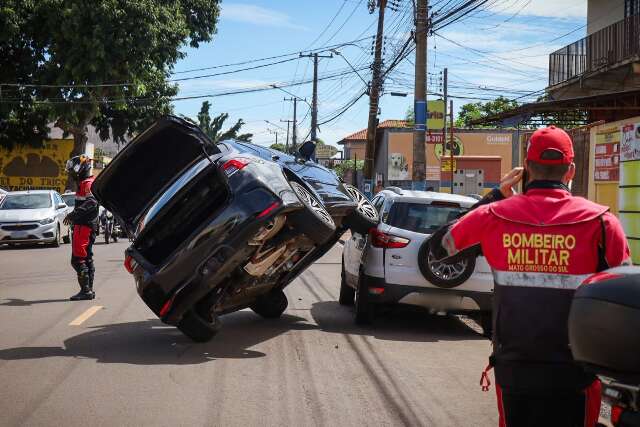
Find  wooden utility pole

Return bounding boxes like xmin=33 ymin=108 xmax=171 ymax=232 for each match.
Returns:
xmin=364 ymin=0 xmax=387 ymax=180
xmin=300 ymin=52 xmax=333 ymax=143
xmin=412 ymin=0 xmax=428 ymax=186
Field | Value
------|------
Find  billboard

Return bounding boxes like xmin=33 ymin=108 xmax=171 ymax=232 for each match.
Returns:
xmin=0 ymin=139 xmax=75 ymax=193
xmin=427 ymin=100 xmax=445 ymax=130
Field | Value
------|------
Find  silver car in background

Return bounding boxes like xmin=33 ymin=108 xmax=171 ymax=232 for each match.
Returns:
xmin=0 ymin=190 xmax=71 ymax=247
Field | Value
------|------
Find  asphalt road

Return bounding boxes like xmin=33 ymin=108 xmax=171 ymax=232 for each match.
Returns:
xmin=0 ymin=240 xmax=498 ymax=427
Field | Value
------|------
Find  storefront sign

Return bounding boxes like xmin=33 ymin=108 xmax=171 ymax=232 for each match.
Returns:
xmin=427 ymin=100 xmax=445 ymax=130
xmin=621 ymin=123 xmax=640 ymax=161
xmin=441 ymin=159 xmax=457 ymax=172
xmin=594 ymin=127 xmax=620 ymax=182
xmin=486 ymin=134 xmax=511 ymax=144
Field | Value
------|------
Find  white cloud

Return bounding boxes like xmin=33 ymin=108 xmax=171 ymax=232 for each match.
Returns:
xmin=222 ymin=3 xmax=308 ymax=31
xmin=487 ymin=0 xmax=587 ymax=20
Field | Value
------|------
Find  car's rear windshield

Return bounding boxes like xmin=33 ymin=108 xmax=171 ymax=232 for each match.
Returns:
xmin=0 ymin=194 xmax=52 ymax=210
xmin=386 ymin=202 xmax=466 ymax=234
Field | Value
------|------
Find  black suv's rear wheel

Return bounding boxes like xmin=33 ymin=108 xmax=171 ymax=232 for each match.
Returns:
xmin=417 ymin=241 xmax=475 ymax=288
xmin=342 ymin=184 xmax=379 ymax=234
xmin=251 ymin=289 xmax=288 ymax=319
xmin=288 ymin=181 xmax=336 ymax=244
xmin=177 ymin=309 xmax=220 ymax=343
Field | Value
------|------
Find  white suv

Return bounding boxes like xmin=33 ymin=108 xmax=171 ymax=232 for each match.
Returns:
xmin=340 ymin=188 xmax=493 ymax=335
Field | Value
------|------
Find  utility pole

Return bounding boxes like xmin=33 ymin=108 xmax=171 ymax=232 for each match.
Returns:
xmin=280 ymin=119 xmax=293 ymax=153
xmin=284 ymin=97 xmax=303 ymax=152
xmin=364 ymin=0 xmax=387 ymax=182
xmin=441 ymin=67 xmax=448 ymax=189
xmin=300 ymin=52 xmax=333 ymax=143
xmin=449 ymin=99 xmax=454 ymax=194
xmin=412 ymin=0 xmax=428 ymax=188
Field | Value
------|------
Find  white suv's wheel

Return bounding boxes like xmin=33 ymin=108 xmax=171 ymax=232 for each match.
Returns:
xmin=343 ymin=184 xmax=379 ymax=233
xmin=418 ymin=241 xmax=475 ymax=288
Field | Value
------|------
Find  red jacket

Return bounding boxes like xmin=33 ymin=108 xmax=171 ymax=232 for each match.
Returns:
xmin=68 ymin=176 xmax=98 ymax=227
xmin=439 ymin=183 xmax=630 ymax=391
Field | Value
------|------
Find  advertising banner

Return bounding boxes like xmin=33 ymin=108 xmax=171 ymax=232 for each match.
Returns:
xmin=0 ymin=139 xmax=75 ymax=193
xmin=427 ymin=100 xmax=445 ymax=130
xmin=594 ymin=127 xmax=620 ymax=181
xmin=621 ymin=123 xmax=640 ymax=161
xmin=388 ymin=137 xmax=412 ymax=180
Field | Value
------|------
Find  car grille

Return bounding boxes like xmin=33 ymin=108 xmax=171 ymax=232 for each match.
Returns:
xmin=2 ymin=224 xmax=39 ymax=231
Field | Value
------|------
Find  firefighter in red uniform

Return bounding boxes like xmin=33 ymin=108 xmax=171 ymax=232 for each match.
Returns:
xmin=64 ymin=155 xmax=99 ymax=301
xmin=429 ymin=126 xmax=631 ymax=427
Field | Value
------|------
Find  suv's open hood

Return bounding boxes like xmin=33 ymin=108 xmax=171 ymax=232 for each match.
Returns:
xmin=92 ymin=116 xmax=219 ymax=234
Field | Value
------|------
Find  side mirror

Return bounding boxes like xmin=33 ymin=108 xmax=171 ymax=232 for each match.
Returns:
xmin=298 ymin=140 xmax=315 ymax=161
xmin=57 ymin=203 xmax=67 ymax=210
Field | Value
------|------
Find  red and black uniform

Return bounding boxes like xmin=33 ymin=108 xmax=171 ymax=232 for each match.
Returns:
xmin=430 ymin=182 xmax=631 ymax=426
xmin=66 ymin=175 xmax=99 ymax=299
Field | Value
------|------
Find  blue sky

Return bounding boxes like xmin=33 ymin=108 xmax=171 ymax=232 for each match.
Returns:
xmin=171 ymin=0 xmax=591 ymax=148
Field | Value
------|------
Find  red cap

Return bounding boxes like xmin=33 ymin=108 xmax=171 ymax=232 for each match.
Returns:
xmin=526 ymin=126 xmax=574 ymax=165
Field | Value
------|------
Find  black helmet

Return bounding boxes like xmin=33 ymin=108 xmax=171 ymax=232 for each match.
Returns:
xmin=65 ymin=155 xmax=92 ymax=181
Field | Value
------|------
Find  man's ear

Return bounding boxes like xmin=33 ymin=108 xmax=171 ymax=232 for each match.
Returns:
xmin=564 ymin=163 xmax=576 ymax=182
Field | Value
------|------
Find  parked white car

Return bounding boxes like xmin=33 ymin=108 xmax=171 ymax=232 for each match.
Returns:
xmin=341 ymin=187 xmax=494 ymax=335
xmin=0 ymin=190 xmax=72 ymax=247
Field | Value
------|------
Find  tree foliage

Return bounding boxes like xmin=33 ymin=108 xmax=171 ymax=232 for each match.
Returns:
xmin=455 ymin=96 xmax=519 ymax=128
xmin=196 ymin=101 xmax=252 ymax=143
xmin=0 ymin=0 xmax=221 ymax=152
xmin=269 ymin=143 xmax=286 ymax=152
xmin=333 ymin=159 xmax=364 ymax=179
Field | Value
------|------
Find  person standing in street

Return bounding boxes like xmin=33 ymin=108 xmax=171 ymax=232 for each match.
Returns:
xmin=64 ymin=155 xmax=99 ymax=301
xmin=428 ymin=126 xmax=631 ymax=427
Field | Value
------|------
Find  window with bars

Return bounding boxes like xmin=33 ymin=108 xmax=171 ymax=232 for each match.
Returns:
xmin=626 ymin=0 xmax=640 ymax=17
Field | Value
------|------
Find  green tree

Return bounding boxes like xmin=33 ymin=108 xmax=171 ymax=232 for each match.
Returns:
xmin=269 ymin=143 xmax=286 ymax=152
xmin=0 ymin=0 xmax=221 ymax=154
xmin=455 ymin=96 xmax=520 ymax=128
xmin=333 ymin=159 xmax=364 ymax=179
xmin=196 ymin=101 xmax=253 ymax=143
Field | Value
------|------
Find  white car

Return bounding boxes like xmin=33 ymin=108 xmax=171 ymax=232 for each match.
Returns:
xmin=341 ymin=187 xmax=494 ymax=335
xmin=0 ymin=190 xmax=72 ymax=247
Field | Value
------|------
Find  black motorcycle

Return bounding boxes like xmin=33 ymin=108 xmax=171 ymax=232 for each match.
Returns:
xmin=569 ymin=266 xmax=640 ymax=427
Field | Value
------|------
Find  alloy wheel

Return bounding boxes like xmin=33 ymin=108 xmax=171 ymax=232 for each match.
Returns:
xmin=427 ymin=252 xmax=468 ymax=280
xmin=343 ymin=184 xmax=379 ymax=222
xmin=291 ymin=182 xmax=335 ymax=227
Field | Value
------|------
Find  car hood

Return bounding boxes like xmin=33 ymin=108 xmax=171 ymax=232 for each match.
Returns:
xmin=0 ymin=208 xmax=54 ymax=223
xmin=92 ymin=116 xmax=220 ymax=234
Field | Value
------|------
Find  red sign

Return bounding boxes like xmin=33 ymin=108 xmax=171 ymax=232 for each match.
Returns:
xmin=594 ymin=142 xmax=619 ymax=181
xmin=426 ymin=132 xmax=444 ymax=144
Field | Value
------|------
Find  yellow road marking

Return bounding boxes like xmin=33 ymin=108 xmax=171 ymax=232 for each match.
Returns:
xmin=69 ymin=306 xmax=103 ymax=326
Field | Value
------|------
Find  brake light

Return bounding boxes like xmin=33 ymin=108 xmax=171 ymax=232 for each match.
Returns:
xmin=223 ymin=158 xmax=251 ymax=176
xmin=159 ymin=294 xmax=177 ymax=317
xmin=611 ymin=405 xmax=623 ymax=425
xmin=582 ymin=272 xmax=623 ymax=285
xmin=369 ymin=228 xmax=410 ymax=248
xmin=430 ymin=201 xmax=461 ymax=208
xmin=257 ymin=201 xmax=280 ymax=218
xmin=124 ymin=255 xmax=138 ymax=274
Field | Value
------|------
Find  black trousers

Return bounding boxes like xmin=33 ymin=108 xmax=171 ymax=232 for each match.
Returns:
xmin=497 ymin=382 xmax=601 ymax=427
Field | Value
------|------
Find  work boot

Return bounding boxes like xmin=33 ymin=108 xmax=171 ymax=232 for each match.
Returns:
xmin=70 ymin=286 xmax=95 ymax=301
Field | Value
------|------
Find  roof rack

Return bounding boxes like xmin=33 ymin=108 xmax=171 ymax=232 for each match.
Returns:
xmin=385 ymin=186 xmax=403 ymax=195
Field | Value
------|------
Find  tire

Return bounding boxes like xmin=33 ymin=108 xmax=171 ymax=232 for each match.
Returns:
xmin=177 ymin=309 xmax=220 ymax=343
xmin=104 ymin=227 xmax=110 ymax=244
xmin=354 ymin=272 xmax=374 ymax=325
xmin=417 ymin=240 xmax=475 ymax=288
xmin=250 ymin=289 xmax=288 ymax=319
xmin=342 ymin=184 xmax=379 ymax=234
xmin=479 ymin=311 xmax=493 ymax=338
xmin=288 ymin=181 xmax=336 ymax=244
xmin=339 ymin=258 xmax=355 ymax=306
xmin=63 ymin=228 xmax=71 ymax=244
xmin=51 ymin=225 xmax=61 ymax=248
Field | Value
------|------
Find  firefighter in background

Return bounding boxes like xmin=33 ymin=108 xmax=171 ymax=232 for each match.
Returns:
xmin=64 ymin=155 xmax=99 ymax=301
xmin=428 ymin=126 xmax=631 ymax=426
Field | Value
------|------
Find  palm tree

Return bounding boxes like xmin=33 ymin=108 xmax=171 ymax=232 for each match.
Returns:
xmin=196 ymin=101 xmax=253 ymax=143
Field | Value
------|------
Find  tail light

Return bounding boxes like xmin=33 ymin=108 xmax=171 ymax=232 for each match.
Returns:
xmin=124 ymin=255 xmax=138 ymax=274
xmin=369 ymin=228 xmax=410 ymax=249
xmin=257 ymin=201 xmax=280 ymax=218
xmin=159 ymin=294 xmax=177 ymax=317
xmin=611 ymin=405 xmax=623 ymax=425
xmin=222 ymin=158 xmax=252 ymax=176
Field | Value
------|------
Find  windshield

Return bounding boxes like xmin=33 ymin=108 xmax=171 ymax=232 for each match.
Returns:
xmin=386 ymin=202 xmax=466 ymax=234
xmin=61 ymin=194 xmax=75 ymax=207
xmin=0 ymin=194 xmax=52 ymax=210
